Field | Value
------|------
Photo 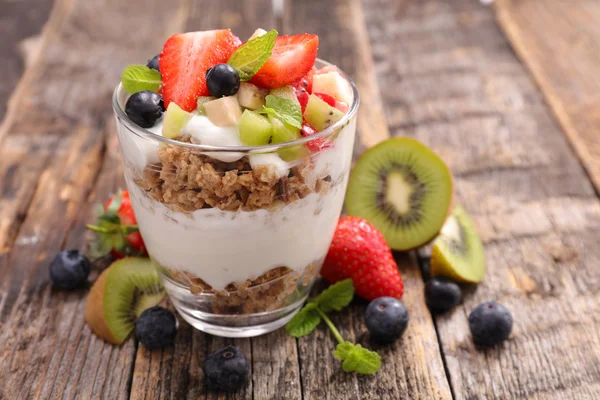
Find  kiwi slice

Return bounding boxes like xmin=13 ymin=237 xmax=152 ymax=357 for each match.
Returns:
xmin=345 ymin=138 xmax=453 ymax=251
xmin=162 ymin=102 xmax=193 ymax=139
xmin=431 ymin=206 xmax=486 ymax=283
xmin=303 ymin=94 xmax=344 ymax=131
xmin=85 ymin=257 xmax=165 ymax=344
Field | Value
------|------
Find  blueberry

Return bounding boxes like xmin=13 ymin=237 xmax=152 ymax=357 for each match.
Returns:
xmin=365 ymin=297 xmax=409 ymax=344
xmin=125 ymin=90 xmax=164 ymax=128
xmin=468 ymin=301 xmax=513 ymax=346
xmin=425 ymin=278 xmax=462 ymax=313
xmin=146 ymin=55 xmax=160 ymax=72
xmin=203 ymin=346 xmax=249 ymax=392
xmin=135 ymin=306 xmax=177 ymax=349
xmin=49 ymin=250 xmax=90 ymax=290
xmin=206 ymin=64 xmax=240 ymax=98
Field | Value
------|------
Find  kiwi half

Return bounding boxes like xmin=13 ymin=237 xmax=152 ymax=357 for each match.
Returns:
xmin=345 ymin=138 xmax=453 ymax=250
xmin=430 ymin=206 xmax=486 ymax=283
xmin=85 ymin=257 xmax=165 ymax=344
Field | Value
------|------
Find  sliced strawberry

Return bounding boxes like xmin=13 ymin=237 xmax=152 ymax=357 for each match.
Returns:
xmin=250 ymin=34 xmax=319 ymax=89
xmin=295 ymin=88 xmax=310 ymax=113
xmin=314 ymin=92 xmax=337 ymax=107
xmin=159 ymin=30 xmax=238 ymax=111
xmin=301 ymin=121 xmax=329 ymax=152
xmin=292 ymin=66 xmax=316 ymax=94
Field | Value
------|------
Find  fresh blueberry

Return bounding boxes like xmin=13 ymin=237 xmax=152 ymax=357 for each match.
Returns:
xmin=203 ymin=346 xmax=249 ymax=392
xmin=425 ymin=278 xmax=462 ymax=313
xmin=365 ymin=297 xmax=409 ymax=344
xmin=146 ymin=55 xmax=160 ymax=72
xmin=206 ymin=64 xmax=240 ymax=98
xmin=135 ymin=306 xmax=177 ymax=349
xmin=469 ymin=301 xmax=513 ymax=346
xmin=49 ymin=250 xmax=90 ymax=290
xmin=125 ymin=90 xmax=164 ymax=128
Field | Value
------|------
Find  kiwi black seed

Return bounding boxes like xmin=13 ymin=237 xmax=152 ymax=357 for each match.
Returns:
xmin=345 ymin=138 xmax=453 ymax=251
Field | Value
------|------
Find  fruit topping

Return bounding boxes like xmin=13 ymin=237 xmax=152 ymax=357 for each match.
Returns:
xmin=321 ymin=216 xmax=404 ymax=301
xmin=292 ymin=67 xmax=315 ymax=94
xmin=206 ymin=63 xmax=241 ymax=98
xmin=85 ymin=257 xmax=165 ymax=344
xmin=237 ymin=82 xmax=268 ymax=110
xmin=250 ymin=34 xmax=319 ymax=89
xmin=203 ymin=346 xmax=249 ymax=392
xmin=431 ymin=206 xmax=486 ymax=283
xmin=124 ymin=90 xmax=164 ymax=128
xmin=425 ymin=278 xmax=462 ymax=313
xmin=345 ymin=138 xmax=454 ymax=251
xmin=162 ymin=102 xmax=193 ymax=139
xmin=87 ymin=190 xmax=147 ymax=259
xmin=269 ymin=115 xmax=301 ymax=144
xmin=196 ymin=96 xmax=216 ymax=115
xmin=239 ymin=110 xmax=272 ymax=146
xmin=295 ymin=87 xmax=310 ymax=112
xmin=314 ymin=92 xmax=337 ymax=107
xmin=269 ymin=85 xmax=300 ymax=104
xmin=303 ymin=94 xmax=344 ymax=131
xmin=204 ymin=96 xmax=243 ymax=127
xmin=146 ymin=55 xmax=160 ymax=72
xmin=159 ymin=30 xmax=238 ymax=111
xmin=312 ymin=71 xmax=353 ymax=105
xmin=135 ymin=306 xmax=177 ymax=349
xmin=365 ymin=297 xmax=409 ymax=344
xmin=49 ymin=250 xmax=91 ymax=290
xmin=468 ymin=302 xmax=513 ymax=346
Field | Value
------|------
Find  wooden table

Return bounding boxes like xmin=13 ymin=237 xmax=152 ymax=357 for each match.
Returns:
xmin=1 ymin=0 xmax=599 ymax=398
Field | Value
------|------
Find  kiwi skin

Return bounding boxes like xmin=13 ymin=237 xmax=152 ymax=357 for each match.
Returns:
xmin=345 ymin=138 xmax=454 ymax=251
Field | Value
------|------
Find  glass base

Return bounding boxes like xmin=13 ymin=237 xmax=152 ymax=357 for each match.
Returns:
xmin=163 ymin=276 xmax=308 ymax=338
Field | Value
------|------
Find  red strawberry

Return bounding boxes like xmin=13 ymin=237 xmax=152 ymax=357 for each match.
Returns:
xmin=295 ymin=87 xmax=310 ymax=113
xmin=159 ymin=30 xmax=238 ymax=111
xmin=250 ymin=34 xmax=319 ymax=89
xmin=301 ymin=122 xmax=329 ymax=152
xmin=314 ymin=92 xmax=348 ymax=113
xmin=292 ymin=66 xmax=316 ymax=94
xmin=87 ymin=190 xmax=147 ymax=259
xmin=321 ymin=217 xmax=404 ymax=301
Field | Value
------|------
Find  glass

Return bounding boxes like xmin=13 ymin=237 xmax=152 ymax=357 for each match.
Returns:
xmin=112 ymin=60 xmax=359 ymax=337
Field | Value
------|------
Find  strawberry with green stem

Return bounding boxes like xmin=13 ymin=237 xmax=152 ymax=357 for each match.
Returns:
xmin=87 ymin=190 xmax=147 ymax=259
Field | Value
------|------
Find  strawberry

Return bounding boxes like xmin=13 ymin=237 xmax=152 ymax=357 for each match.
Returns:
xmin=159 ymin=30 xmax=238 ymax=111
xmin=301 ymin=121 xmax=329 ymax=152
xmin=87 ymin=190 xmax=147 ymax=259
xmin=295 ymin=87 xmax=310 ymax=113
xmin=292 ymin=66 xmax=316 ymax=94
xmin=321 ymin=217 xmax=404 ymax=301
xmin=314 ymin=92 xmax=348 ymax=113
xmin=250 ymin=34 xmax=319 ymax=89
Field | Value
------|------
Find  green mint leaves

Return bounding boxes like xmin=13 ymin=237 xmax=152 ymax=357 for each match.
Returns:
xmin=261 ymin=95 xmax=302 ymax=129
xmin=121 ymin=65 xmax=162 ymax=94
xmin=227 ymin=29 xmax=277 ymax=81
xmin=285 ymin=279 xmax=381 ymax=375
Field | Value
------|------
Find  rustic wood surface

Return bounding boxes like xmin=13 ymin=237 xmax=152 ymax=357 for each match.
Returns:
xmin=0 ymin=0 xmax=599 ymax=399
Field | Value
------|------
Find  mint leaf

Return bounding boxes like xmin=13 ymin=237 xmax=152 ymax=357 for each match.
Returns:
xmin=315 ymin=279 xmax=354 ymax=313
xmin=335 ymin=342 xmax=381 ymax=375
xmin=285 ymin=303 xmax=321 ymax=337
xmin=228 ymin=29 xmax=277 ymax=81
xmin=264 ymin=95 xmax=302 ymax=129
xmin=122 ymin=65 xmax=161 ymax=94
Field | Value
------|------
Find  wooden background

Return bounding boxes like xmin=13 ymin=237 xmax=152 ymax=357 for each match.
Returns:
xmin=1 ymin=0 xmax=599 ymax=399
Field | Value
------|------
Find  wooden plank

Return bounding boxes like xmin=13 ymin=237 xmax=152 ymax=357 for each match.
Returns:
xmin=286 ymin=1 xmax=453 ymax=399
xmin=0 ymin=0 xmax=190 ymax=397
xmin=364 ymin=0 xmax=600 ymax=399
xmin=496 ymin=0 xmax=600 ymax=195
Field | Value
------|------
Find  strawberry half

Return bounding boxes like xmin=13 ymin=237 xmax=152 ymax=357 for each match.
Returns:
xmin=159 ymin=30 xmax=238 ymax=111
xmin=87 ymin=190 xmax=147 ymax=259
xmin=250 ymin=34 xmax=319 ymax=89
xmin=321 ymin=217 xmax=404 ymax=301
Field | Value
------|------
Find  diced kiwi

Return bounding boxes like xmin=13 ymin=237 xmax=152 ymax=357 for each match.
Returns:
xmin=345 ymin=138 xmax=454 ymax=251
xmin=84 ymin=257 xmax=165 ymax=344
xmin=237 ymin=83 xmax=268 ymax=110
xmin=431 ymin=206 xmax=486 ymax=283
xmin=197 ymin=96 xmax=215 ymax=115
xmin=204 ymin=96 xmax=243 ymax=126
xmin=239 ymin=110 xmax=272 ymax=146
xmin=162 ymin=103 xmax=193 ymax=139
xmin=269 ymin=86 xmax=299 ymax=105
xmin=269 ymin=115 xmax=301 ymax=144
xmin=303 ymin=94 xmax=344 ymax=131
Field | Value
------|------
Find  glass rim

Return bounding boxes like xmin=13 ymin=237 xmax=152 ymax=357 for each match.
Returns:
xmin=112 ymin=58 xmax=360 ymax=153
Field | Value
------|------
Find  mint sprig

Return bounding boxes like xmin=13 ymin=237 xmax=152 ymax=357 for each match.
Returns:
xmin=285 ymin=279 xmax=382 ymax=375
xmin=121 ymin=65 xmax=162 ymax=94
xmin=227 ymin=29 xmax=277 ymax=81
xmin=260 ymin=95 xmax=302 ymax=129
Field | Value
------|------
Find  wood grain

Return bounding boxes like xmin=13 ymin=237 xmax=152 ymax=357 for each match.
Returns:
xmin=286 ymin=1 xmax=453 ymax=399
xmin=495 ymin=0 xmax=600 ymax=195
xmin=364 ymin=0 xmax=600 ymax=399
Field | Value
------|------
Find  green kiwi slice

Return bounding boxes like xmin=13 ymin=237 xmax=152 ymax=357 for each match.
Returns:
xmin=345 ymin=138 xmax=453 ymax=250
xmin=85 ymin=257 xmax=165 ymax=344
xmin=431 ymin=206 xmax=486 ymax=283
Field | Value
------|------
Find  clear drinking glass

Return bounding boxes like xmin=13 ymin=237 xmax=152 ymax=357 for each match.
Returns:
xmin=112 ymin=60 xmax=359 ymax=337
